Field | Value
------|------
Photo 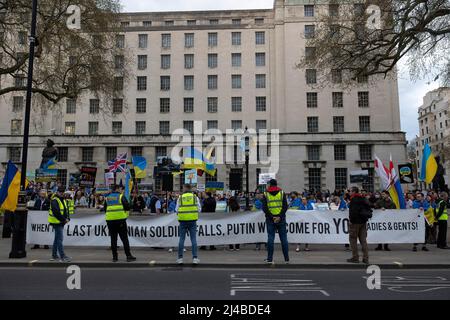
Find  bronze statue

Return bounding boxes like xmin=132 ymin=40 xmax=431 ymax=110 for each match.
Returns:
xmin=40 ymin=139 xmax=58 ymax=168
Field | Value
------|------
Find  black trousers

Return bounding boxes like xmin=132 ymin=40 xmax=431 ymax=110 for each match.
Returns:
xmin=107 ymin=220 xmax=132 ymax=258
xmin=437 ymin=220 xmax=448 ymax=248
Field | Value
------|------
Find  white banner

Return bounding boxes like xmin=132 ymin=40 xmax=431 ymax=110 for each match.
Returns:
xmin=26 ymin=210 xmax=425 ymax=247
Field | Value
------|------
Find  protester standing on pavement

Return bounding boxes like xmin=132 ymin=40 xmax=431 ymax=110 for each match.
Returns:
xmin=48 ymin=186 xmax=71 ymax=262
xmin=436 ymin=192 xmax=449 ymax=249
xmin=347 ymin=186 xmax=372 ymax=264
xmin=374 ymin=191 xmax=396 ymax=251
xmin=412 ymin=192 xmax=432 ymax=252
xmin=227 ymin=196 xmax=241 ymax=251
xmin=201 ymin=192 xmax=217 ymax=251
xmin=32 ymin=190 xmax=50 ymax=250
xmin=104 ymin=184 xmax=136 ymax=262
xmin=176 ymin=184 xmax=202 ymax=265
xmin=262 ymin=179 xmax=289 ymax=264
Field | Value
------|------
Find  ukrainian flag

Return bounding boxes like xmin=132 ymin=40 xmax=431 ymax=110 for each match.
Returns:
xmin=0 ymin=161 xmax=24 ymax=212
xmin=420 ymin=144 xmax=438 ymax=184
xmin=132 ymin=156 xmax=147 ymax=179
xmin=43 ymin=157 xmax=57 ymax=170
xmin=183 ymin=147 xmax=216 ymax=176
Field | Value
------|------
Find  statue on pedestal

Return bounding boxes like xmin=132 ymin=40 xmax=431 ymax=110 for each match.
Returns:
xmin=39 ymin=139 xmax=58 ymax=169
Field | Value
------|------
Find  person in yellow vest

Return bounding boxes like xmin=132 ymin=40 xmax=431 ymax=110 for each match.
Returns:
xmin=175 ymin=184 xmax=202 ymax=265
xmin=262 ymin=179 xmax=290 ymax=264
xmin=64 ymin=192 xmax=75 ymax=216
xmin=104 ymin=184 xmax=136 ymax=262
xmin=48 ymin=186 xmax=71 ymax=262
xmin=435 ymin=192 xmax=449 ymax=249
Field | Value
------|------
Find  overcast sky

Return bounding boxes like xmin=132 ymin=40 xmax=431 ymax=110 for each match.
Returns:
xmin=121 ymin=0 xmax=441 ymax=141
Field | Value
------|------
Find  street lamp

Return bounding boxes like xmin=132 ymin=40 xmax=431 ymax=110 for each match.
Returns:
xmin=244 ymin=127 xmax=250 ymax=211
xmin=9 ymin=0 xmax=38 ymax=259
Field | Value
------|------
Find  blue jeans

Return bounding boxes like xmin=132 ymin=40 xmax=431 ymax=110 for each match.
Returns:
xmin=52 ymin=224 xmax=65 ymax=258
xmin=267 ymin=219 xmax=289 ymax=262
xmin=178 ymin=221 xmax=198 ymax=259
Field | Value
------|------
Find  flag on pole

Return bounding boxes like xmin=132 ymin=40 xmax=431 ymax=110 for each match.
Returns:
xmin=0 ymin=161 xmax=27 ymax=212
xmin=183 ymin=147 xmax=216 ymax=176
xmin=374 ymin=155 xmax=391 ymax=190
xmin=124 ymin=168 xmax=133 ymax=201
xmin=420 ymin=143 xmax=438 ymax=184
xmin=132 ymin=156 xmax=147 ymax=179
xmin=108 ymin=153 xmax=128 ymax=173
xmin=388 ymin=155 xmax=406 ymax=209
xmin=42 ymin=157 xmax=57 ymax=170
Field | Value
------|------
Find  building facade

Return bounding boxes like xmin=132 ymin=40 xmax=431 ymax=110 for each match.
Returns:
xmin=417 ymin=87 xmax=450 ymax=188
xmin=0 ymin=0 xmax=407 ymax=192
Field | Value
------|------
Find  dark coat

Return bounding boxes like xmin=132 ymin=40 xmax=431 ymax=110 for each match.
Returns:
xmin=202 ymin=197 xmax=217 ymax=213
xmin=33 ymin=197 xmax=50 ymax=211
xmin=349 ymin=194 xmax=372 ymax=224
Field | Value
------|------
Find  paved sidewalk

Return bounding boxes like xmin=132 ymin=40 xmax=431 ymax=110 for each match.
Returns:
xmin=1 ymin=235 xmax=450 ymax=268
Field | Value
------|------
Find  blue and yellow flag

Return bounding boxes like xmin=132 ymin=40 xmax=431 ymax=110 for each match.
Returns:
xmin=183 ymin=147 xmax=216 ymax=176
xmin=420 ymin=144 xmax=438 ymax=184
xmin=132 ymin=156 xmax=147 ymax=179
xmin=43 ymin=157 xmax=57 ymax=170
xmin=124 ymin=169 xmax=133 ymax=202
xmin=0 ymin=161 xmax=24 ymax=212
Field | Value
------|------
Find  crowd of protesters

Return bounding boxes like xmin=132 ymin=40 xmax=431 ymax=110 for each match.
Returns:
xmin=17 ymin=180 xmax=449 ymax=254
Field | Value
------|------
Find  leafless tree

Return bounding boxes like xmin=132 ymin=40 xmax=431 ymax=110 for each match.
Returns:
xmin=0 ymin=0 xmax=127 ymax=108
xmin=297 ymin=0 xmax=450 ymax=87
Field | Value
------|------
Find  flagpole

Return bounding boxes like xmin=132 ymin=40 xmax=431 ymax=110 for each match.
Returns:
xmin=9 ymin=0 xmax=39 ymax=259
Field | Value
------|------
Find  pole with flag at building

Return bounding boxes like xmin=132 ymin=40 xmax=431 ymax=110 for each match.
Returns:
xmin=420 ymin=143 xmax=438 ymax=187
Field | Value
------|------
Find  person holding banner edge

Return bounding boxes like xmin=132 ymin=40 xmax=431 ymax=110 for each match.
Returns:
xmin=262 ymin=179 xmax=290 ymax=264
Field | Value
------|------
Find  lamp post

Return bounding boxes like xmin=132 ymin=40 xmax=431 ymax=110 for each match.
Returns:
xmin=244 ymin=127 xmax=250 ymax=211
xmin=9 ymin=0 xmax=38 ymax=259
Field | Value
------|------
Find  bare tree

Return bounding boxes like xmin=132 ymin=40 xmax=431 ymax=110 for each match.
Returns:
xmin=297 ymin=0 xmax=450 ymax=86
xmin=0 ymin=0 xmax=127 ymax=106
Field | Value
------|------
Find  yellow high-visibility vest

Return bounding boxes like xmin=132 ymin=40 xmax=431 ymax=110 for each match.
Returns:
xmin=437 ymin=200 xmax=448 ymax=221
xmin=105 ymin=193 xmax=128 ymax=221
xmin=177 ymin=193 xmax=199 ymax=221
xmin=264 ymin=191 xmax=284 ymax=216
xmin=48 ymin=196 xmax=67 ymax=224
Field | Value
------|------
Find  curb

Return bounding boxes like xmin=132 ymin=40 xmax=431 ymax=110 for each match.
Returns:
xmin=1 ymin=261 xmax=450 ymax=269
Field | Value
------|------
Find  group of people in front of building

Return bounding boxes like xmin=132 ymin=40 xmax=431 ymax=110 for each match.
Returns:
xmin=41 ymin=180 xmax=449 ymax=265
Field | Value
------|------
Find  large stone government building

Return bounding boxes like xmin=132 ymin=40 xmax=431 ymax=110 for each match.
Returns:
xmin=0 ymin=0 xmax=407 ymax=192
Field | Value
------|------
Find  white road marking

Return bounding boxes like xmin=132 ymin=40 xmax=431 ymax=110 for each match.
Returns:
xmin=230 ymin=274 xmax=329 ymax=297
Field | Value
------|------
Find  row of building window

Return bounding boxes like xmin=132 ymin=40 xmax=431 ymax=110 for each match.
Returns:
xmin=10 ymin=91 xmax=369 ymax=118
xmin=9 ymin=115 xmax=371 ymax=136
xmin=135 ymin=53 xmax=266 ymax=70
xmin=6 ymin=144 xmax=372 ymax=166
xmin=119 ymin=18 xmax=266 ymax=29
xmin=118 ymin=31 xmax=266 ymax=50
xmin=60 ymin=120 xmax=268 ymax=136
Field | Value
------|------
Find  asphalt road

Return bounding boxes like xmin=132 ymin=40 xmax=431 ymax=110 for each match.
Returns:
xmin=1 ymin=267 xmax=450 ymax=300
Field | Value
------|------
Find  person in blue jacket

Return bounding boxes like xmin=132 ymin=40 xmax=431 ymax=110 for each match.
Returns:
xmin=289 ymin=192 xmax=302 ymax=210
xmin=412 ymin=192 xmax=432 ymax=252
xmin=296 ymin=197 xmax=314 ymax=252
